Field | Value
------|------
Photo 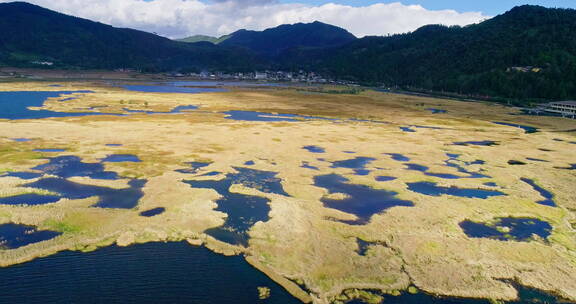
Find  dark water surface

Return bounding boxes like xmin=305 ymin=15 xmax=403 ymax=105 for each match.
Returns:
xmin=0 ymin=242 xmax=301 ymax=304
xmin=0 ymin=223 xmax=61 ymax=249
xmin=460 ymin=217 xmax=552 ymax=241
xmin=315 ymin=174 xmax=413 ymax=225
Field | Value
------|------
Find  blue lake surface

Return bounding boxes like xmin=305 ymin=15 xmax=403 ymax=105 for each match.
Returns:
xmin=0 ymin=91 xmax=96 ymax=119
xmin=460 ymin=217 xmax=552 ymax=241
xmin=330 ymin=157 xmax=376 ymax=176
xmin=101 ymin=154 xmax=142 ymax=163
xmin=301 ymin=161 xmax=320 ymax=170
xmin=33 ymin=155 xmax=119 ymax=180
xmin=0 ymin=193 xmax=61 ymax=206
xmin=521 ymin=178 xmax=556 ymax=207
xmin=385 ymin=153 xmax=411 ymax=162
xmin=140 ymin=207 xmax=166 ymax=217
xmin=0 ymin=223 xmax=61 ymax=249
xmin=493 ymin=122 xmax=539 ymax=134
xmin=400 ymin=126 xmax=416 ymax=132
xmin=25 ymin=178 xmax=146 ymax=209
xmin=34 ymin=148 xmax=67 ymax=153
xmin=0 ymin=242 xmax=301 ymax=304
xmin=244 ymin=160 xmax=255 ymax=166
xmin=407 ymin=182 xmax=506 ymax=199
xmin=2 ymin=171 xmax=43 ymax=180
xmin=121 ymin=84 xmax=225 ymax=94
xmin=315 ymin=174 xmax=414 ymax=225
xmin=427 ymin=108 xmax=447 ymax=114
xmin=375 ymin=176 xmax=397 ymax=182
xmin=184 ymin=167 xmax=288 ymax=246
xmin=303 ymin=145 xmax=326 ymax=153
xmin=11 ymin=138 xmax=31 ymax=142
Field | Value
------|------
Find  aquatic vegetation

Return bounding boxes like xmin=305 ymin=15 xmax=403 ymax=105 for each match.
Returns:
xmin=315 ymin=174 xmax=413 ymax=225
xmin=33 ymin=149 xmax=66 ymax=153
xmin=0 ymin=223 xmax=61 ymax=249
xmin=140 ymin=207 xmax=166 ymax=217
xmin=330 ymin=157 xmax=375 ymax=176
xmin=520 ymin=178 xmax=556 ymax=207
xmin=407 ymin=182 xmax=506 ymax=199
xmin=460 ymin=217 xmax=552 ymax=242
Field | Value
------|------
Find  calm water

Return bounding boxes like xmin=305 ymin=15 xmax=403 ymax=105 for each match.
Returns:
xmin=184 ymin=167 xmax=288 ymax=245
xmin=330 ymin=157 xmax=376 ymax=176
xmin=407 ymin=182 xmax=506 ymax=199
xmin=0 ymin=91 xmax=97 ymax=119
xmin=121 ymin=84 xmax=225 ymax=94
xmin=0 ymin=242 xmax=301 ymax=304
xmin=0 ymin=223 xmax=61 ymax=249
xmin=315 ymin=174 xmax=414 ymax=225
xmin=520 ymin=178 xmax=556 ymax=207
xmin=140 ymin=207 xmax=166 ymax=217
xmin=460 ymin=217 xmax=552 ymax=241
xmin=493 ymin=122 xmax=539 ymax=134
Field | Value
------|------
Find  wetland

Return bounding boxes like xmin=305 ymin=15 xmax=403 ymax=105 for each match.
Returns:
xmin=0 ymin=80 xmax=574 ymax=304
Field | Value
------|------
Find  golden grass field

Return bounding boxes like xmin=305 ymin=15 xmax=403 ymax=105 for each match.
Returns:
xmin=0 ymin=81 xmax=574 ymax=304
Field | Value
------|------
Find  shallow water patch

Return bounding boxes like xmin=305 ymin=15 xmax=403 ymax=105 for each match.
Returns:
xmin=0 ymin=91 xmax=99 ymax=120
xmin=385 ymin=153 xmax=410 ymax=162
xmin=0 ymin=223 xmax=61 ymax=249
xmin=33 ymin=156 xmax=119 ymax=180
xmin=2 ymin=171 xmax=43 ymax=180
xmin=315 ymin=174 xmax=413 ymax=225
xmin=140 ymin=207 xmax=166 ymax=217
xmin=0 ymin=193 xmax=61 ymax=206
xmin=303 ymin=145 xmax=325 ymax=153
xmin=375 ymin=176 xmax=397 ymax=182
xmin=520 ymin=178 xmax=556 ymax=207
xmin=493 ymin=122 xmax=538 ymax=134
xmin=301 ymin=161 xmax=319 ymax=171
xmin=330 ymin=157 xmax=375 ymax=176
xmin=100 ymin=154 xmax=141 ymax=163
xmin=460 ymin=217 xmax=552 ymax=241
xmin=453 ymin=141 xmax=498 ymax=147
xmin=184 ymin=167 xmax=288 ymax=245
xmin=407 ymin=182 xmax=505 ymax=199
xmin=25 ymin=178 xmax=146 ymax=209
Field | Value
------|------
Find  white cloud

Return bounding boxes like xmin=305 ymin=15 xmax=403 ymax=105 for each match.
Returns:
xmin=2 ymin=0 xmax=489 ymax=38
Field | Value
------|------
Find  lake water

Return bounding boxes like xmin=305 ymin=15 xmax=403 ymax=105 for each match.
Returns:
xmin=0 ymin=242 xmax=301 ymax=304
xmin=315 ymin=174 xmax=414 ymax=225
xmin=0 ymin=91 xmax=97 ymax=119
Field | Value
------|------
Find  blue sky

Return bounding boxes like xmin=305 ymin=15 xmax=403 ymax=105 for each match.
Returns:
xmin=6 ymin=0 xmax=574 ymax=38
xmin=279 ymin=0 xmax=576 ymax=15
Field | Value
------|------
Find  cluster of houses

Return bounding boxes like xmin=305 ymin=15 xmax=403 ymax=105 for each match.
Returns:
xmin=176 ymin=70 xmax=346 ymax=84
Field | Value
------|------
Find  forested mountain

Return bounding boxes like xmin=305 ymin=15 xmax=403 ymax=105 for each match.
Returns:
xmin=0 ymin=2 xmax=259 ymax=71
xmin=176 ymin=35 xmax=231 ymax=44
xmin=312 ymin=5 xmax=576 ymax=101
xmin=1 ymin=2 xmax=575 ymax=102
xmin=219 ymin=22 xmax=357 ymax=57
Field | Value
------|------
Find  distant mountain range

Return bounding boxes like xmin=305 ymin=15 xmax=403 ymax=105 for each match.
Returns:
xmin=1 ymin=1 xmax=575 ymax=102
